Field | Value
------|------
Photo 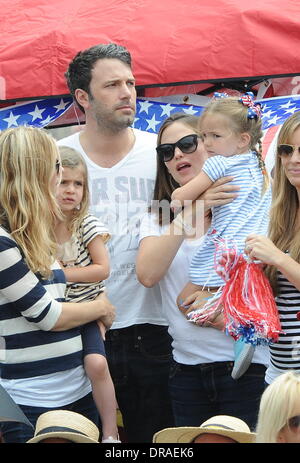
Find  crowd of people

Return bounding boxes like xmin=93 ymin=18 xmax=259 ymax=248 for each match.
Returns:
xmin=0 ymin=42 xmax=300 ymax=444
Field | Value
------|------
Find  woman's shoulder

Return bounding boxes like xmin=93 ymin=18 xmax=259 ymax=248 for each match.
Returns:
xmin=0 ymin=225 xmax=18 ymax=249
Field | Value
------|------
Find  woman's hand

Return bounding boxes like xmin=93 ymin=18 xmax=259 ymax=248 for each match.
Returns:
xmin=95 ymin=292 xmax=116 ymax=330
xmin=199 ymin=176 xmax=239 ymax=211
xmin=245 ymin=234 xmax=285 ymax=267
xmin=179 ymin=290 xmax=225 ymax=331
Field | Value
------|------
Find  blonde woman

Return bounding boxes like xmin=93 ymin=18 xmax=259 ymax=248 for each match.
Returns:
xmin=245 ymin=112 xmax=300 ymax=385
xmin=0 ymin=126 xmax=115 ymax=443
xmin=256 ymin=371 xmax=300 ymax=443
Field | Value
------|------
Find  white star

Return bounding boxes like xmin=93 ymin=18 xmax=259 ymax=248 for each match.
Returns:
xmin=284 ymin=105 xmax=299 ymax=115
xmin=132 ymin=117 xmax=139 ymax=128
xmin=182 ymin=106 xmax=198 ymax=115
xmin=262 ymin=109 xmax=275 ymax=119
xmin=53 ymin=99 xmax=69 ymax=112
xmin=42 ymin=115 xmax=53 ymax=126
xmin=266 ymin=114 xmax=281 ymax=127
xmin=160 ymin=103 xmax=175 ymax=117
xmin=138 ymin=101 xmax=153 ymax=114
xmin=28 ymin=105 xmax=46 ymax=121
xmin=146 ymin=114 xmax=160 ymax=132
xmin=3 ymin=111 xmax=20 ymax=128
xmin=260 ymin=104 xmax=270 ymax=112
xmin=279 ymin=100 xmax=294 ymax=109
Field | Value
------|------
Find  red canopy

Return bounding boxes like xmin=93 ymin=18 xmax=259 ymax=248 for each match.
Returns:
xmin=1 ymin=0 xmax=300 ymax=102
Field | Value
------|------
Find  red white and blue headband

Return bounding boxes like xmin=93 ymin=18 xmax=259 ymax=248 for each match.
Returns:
xmin=213 ymin=91 xmax=262 ymax=119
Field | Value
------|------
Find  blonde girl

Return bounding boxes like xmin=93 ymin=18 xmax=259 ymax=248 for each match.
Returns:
xmin=0 ymin=126 xmax=115 ymax=443
xmin=55 ymin=146 xmax=119 ymax=443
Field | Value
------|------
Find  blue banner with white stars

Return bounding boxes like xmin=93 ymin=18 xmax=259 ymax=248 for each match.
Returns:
xmin=133 ymin=95 xmax=300 ymax=133
xmin=1 ymin=95 xmax=300 ymax=132
xmin=0 ymin=98 xmax=73 ymax=130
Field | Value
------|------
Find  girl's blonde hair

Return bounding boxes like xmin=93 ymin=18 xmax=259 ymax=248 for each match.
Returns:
xmin=264 ymin=112 xmax=300 ymax=293
xmin=0 ymin=126 xmax=62 ymax=278
xmin=255 ymin=371 xmax=300 ymax=443
xmin=58 ymin=146 xmax=89 ymax=234
xmin=200 ymin=96 xmax=269 ymax=194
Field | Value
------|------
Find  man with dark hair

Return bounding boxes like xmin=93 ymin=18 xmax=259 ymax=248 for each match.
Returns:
xmin=58 ymin=43 xmax=174 ymax=443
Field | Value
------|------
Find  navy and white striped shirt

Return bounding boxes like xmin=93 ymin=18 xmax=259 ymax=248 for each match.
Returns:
xmin=0 ymin=226 xmax=83 ymax=380
xmin=189 ymin=152 xmax=272 ymax=287
xmin=269 ymin=272 xmax=300 ymax=372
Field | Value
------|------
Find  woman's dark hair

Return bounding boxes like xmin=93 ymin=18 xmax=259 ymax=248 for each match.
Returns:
xmin=151 ymin=112 xmax=200 ymax=225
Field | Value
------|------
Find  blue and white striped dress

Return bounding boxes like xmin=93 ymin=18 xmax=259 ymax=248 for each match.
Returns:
xmin=189 ymin=152 xmax=272 ymax=287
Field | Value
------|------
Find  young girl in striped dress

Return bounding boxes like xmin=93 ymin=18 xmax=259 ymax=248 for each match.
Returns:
xmin=173 ymin=93 xmax=272 ymax=378
xmin=55 ymin=146 xmax=120 ymax=443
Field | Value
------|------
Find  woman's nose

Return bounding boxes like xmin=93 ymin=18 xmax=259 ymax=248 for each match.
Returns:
xmin=174 ymin=146 xmax=184 ymax=158
xmin=290 ymin=147 xmax=300 ymax=162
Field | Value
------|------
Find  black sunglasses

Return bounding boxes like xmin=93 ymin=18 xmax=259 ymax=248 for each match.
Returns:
xmin=288 ymin=415 xmax=300 ymax=429
xmin=277 ymin=144 xmax=300 ymax=157
xmin=156 ymin=134 xmax=199 ymax=162
xmin=55 ymin=159 xmax=61 ymax=174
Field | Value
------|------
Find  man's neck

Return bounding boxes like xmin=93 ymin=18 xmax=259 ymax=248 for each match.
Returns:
xmin=79 ymin=121 xmax=135 ymax=168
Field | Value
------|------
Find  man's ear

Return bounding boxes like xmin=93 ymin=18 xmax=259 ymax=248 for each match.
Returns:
xmin=75 ymin=88 xmax=89 ymax=110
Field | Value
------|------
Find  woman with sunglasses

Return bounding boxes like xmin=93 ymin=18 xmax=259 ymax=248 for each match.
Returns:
xmin=245 ymin=112 xmax=300 ymax=386
xmin=255 ymin=371 xmax=300 ymax=443
xmin=136 ymin=113 xmax=268 ymax=429
xmin=0 ymin=126 xmax=115 ymax=443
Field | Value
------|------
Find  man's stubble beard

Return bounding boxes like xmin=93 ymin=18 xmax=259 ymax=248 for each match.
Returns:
xmin=90 ymin=98 xmax=136 ymax=134
xmin=95 ymin=113 xmax=135 ymax=134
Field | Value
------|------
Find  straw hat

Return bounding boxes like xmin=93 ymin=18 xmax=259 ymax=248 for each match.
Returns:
xmin=27 ymin=410 xmax=100 ymax=443
xmin=153 ymin=415 xmax=256 ymax=443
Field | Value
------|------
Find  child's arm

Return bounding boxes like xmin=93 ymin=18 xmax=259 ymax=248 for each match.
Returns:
xmin=63 ymin=235 xmax=110 ymax=283
xmin=171 ymin=171 xmax=213 ymax=205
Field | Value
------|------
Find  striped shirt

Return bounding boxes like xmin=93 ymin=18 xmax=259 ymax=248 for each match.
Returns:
xmin=57 ymin=214 xmax=110 ymax=302
xmin=269 ymin=272 xmax=300 ymax=372
xmin=189 ymin=152 xmax=272 ymax=287
xmin=0 ymin=226 xmax=84 ymax=380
